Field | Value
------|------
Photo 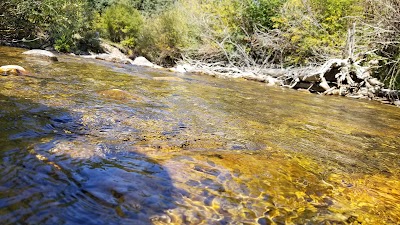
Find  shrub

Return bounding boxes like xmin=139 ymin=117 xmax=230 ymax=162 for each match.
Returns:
xmin=1 ymin=0 xmax=100 ymax=52
xmin=272 ymin=0 xmax=363 ymax=65
xmin=243 ymin=0 xmax=285 ymax=31
xmin=95 ymin=3 xmax=143 ymax=48
xmin=50 ymin=0 xmax=101 ymax=53
xmin=135 ymin=1 xmax=201 ymax=66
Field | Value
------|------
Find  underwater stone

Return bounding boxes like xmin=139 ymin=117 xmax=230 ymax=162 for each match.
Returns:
xmin=98 ymin=89 xmax=141 ymax=101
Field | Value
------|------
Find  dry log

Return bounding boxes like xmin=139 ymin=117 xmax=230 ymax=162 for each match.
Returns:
xmin=300 ymin=59 xmax=347 ymax=82
xmin=258 ymin=68 xmax=288 ymax=78
xmin=319 ymin=77 xmax=331 ymax=91
xmin=367 ymin=78 xmax=384 ymax=86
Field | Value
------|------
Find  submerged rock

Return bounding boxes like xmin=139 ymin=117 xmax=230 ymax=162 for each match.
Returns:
xmin=153 ymin=76 xmax=184 ymax=82
xmin=94 ymin=54 xmax=132 ymax=64
xmin=22 ymin=49 xmax=58 ymax=61
xmin=132 ymin=57 xmax=162 ymax=69
xmin=0 ymin=65 xmax=28 ymax=75
xmin=98 ymin=89 xmax=141 ymax=101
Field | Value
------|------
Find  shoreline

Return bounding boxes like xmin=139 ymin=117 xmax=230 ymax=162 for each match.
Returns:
xmin=170 ymin=61 xmax=400 ymax=107
xmin=1 ymin=43 xmax=399 ymax=107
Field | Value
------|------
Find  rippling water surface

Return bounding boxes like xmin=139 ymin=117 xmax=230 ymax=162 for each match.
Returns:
xmin=1 ymin=46 xmax=399 ymax=224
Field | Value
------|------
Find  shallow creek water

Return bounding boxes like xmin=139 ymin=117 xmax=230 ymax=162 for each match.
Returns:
xmin=0 ymin=46 xmax=399 ymax=224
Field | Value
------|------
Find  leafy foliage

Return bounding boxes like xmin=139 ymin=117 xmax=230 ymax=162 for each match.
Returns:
xmin=272 ymin=0 xmax=363 ymax=65
xmin=243 ymin=0 xmax=284 ymax=31
xmin=135 ymin=2 xmax=200 ymax=65
xmin=0 ymin=0 xmax=100 ymax=52
xmin=95 ymin=3 xmax=143 ymax=48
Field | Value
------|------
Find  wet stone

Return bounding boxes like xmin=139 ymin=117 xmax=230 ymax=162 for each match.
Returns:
xmin=23 ymin=49 xmax=58 ymax=61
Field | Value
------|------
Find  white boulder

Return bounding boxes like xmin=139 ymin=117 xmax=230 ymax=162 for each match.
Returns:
xmin=23 ymin=49 xmax=58 ymax=61
xmin=132 ymin=57 xmax=162 ymax=69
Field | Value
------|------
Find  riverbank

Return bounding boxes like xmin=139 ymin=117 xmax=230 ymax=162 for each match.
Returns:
xmin=179 ymin=60 xmax=400 ymax=107
xmin=1 ymin=43 xmax=399 ymax=107
xmin=78 ymin=42 xmax=400 ymax=107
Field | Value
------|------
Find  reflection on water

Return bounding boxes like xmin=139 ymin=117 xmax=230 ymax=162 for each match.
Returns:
xmin=1 ymin=46 xmax=400 ymax=224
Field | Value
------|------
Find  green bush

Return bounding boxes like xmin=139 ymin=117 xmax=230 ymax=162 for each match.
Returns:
xmin=95 ymin=3 xmax=143 ymax=48
xmin=50 ymin=0 xmax=101 ymax=53
xmin=135 ymin=2 xmax=201 ymax=66
xmin=1 ymin=0 xmax=100 ymax=52
xmin=272 ymin=0 xmax=363 ymax=65
xmin=54 ymin=35 xmax=72 ymax=52
xmin=243 ymin=0 xmax=285 ymax=31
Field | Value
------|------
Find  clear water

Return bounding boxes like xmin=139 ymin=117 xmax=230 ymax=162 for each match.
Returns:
xmin=1 ymin=46 xmax=399 ymax=224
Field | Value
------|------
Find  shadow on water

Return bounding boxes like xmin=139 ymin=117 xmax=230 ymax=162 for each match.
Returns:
xmin=0 ymin=94 xmax=179 ymax=225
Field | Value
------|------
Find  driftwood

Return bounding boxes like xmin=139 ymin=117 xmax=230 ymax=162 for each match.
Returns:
xmin=285 ymin=58 xmax=382 ymax=97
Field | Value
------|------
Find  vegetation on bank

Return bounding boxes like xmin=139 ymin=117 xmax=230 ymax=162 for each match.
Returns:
xmin=1 ymin=0 xmax=400 ymax=88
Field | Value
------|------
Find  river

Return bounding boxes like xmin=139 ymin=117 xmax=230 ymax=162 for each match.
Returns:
xmin=1 ymin=46 xmax=399 ymax=224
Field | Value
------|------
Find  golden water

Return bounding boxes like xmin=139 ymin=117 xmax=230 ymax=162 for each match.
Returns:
xmin=1 ymin=46 xmax=399 ymax=224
